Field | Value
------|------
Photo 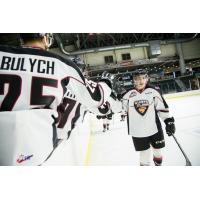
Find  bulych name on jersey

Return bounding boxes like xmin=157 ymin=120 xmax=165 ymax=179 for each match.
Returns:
xmin=0 ymin=56 xmax=55 ymax=75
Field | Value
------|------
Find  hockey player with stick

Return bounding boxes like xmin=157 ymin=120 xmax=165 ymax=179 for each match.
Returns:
xmin=116 ymin=68 xmax=175 ymax=166
xmin=0 ymin=33 xmax=113 ymax=166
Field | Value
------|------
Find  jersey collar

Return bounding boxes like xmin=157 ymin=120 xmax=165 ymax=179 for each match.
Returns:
xmin=22 ymin=45 xmax=44 ymax=50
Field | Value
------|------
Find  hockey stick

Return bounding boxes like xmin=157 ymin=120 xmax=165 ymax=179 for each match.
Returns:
xmin=172 ymin=134 xmax=192 ymax=166
xmin=38 ymin=138 xmax=64 ymax=166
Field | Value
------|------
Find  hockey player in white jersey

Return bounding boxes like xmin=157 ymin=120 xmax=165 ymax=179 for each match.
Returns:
xmin=117 ymin=69 xmax=175 ymax=166
xmin=0 ymin=33 xmax=112 ymax=166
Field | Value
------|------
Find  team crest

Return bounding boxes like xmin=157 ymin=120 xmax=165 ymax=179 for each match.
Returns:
xmin=134 ymin=100 xmax=149 ymax=116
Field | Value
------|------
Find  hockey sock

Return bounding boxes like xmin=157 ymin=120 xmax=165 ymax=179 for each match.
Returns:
xmin=103 ymin=124 xmax=106 ymax=132
xmin=140 ymin=148 xmax=151 ymax=166
xmin=152 ymin=147 xmax=162 ymax=166
xmin=153 ymin=156 xmax=163 ymax=166
xmin=107 ymin=124 xmax=109 ymax=130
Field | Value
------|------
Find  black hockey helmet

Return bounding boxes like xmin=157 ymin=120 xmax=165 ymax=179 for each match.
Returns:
xmin=133 ymin=68 xmax=148 ymax=77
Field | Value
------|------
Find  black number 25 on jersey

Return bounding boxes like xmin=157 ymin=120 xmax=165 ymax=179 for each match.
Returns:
xmin=0 ymin=74 xmax=57 ymax=111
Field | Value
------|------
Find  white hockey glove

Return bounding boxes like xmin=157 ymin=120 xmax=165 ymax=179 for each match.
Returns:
xmin=99 ymin=71 xmax=117 ymax=89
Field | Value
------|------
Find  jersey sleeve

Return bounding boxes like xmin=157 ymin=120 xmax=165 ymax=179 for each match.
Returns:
xmin=86 ymin=95 xmax=121 ymax=115
xmin=68 ymin=78 xmax=111 ymax=109
xmin=100 ymin=92 xmax=129 ymax=114
xmin=61 ymin=61 xmax=112 ymax=111
xmin=107 ymin=96 xmax=123 ymax=114
xmin=119 ymin=90 xmax=133 ymax=112
xmin=153 ymin=89 xmax=172 ymax=121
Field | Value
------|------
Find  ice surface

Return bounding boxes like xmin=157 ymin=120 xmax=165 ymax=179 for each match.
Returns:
xmin=44 ymin=91 xmax=200 ymax=166
xmin=88 ymin=92 xmax=200 ymax=166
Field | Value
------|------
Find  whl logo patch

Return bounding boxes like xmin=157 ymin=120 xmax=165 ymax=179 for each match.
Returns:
xmin=16 ymin=154 xmax=33 ymax=164
xmin=134 ymin=100 xmax=149 ymax=116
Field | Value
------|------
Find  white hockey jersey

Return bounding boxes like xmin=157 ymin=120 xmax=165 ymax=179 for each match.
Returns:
xmin=112 ymin=86 xmax=172 ymax=138
xmin=0 ymin=45 xmax=111 ymax=111
xmin=56 ymin=88 xmax=88 ymax=139
xmin=0 ymin=45 xmax=111 ymax=165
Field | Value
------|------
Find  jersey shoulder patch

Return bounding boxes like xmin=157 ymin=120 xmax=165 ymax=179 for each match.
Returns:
xmin=146 ymin=84 xmax=162 ymax=95
xmin=121 ymin=88 xmax=136 ymax=99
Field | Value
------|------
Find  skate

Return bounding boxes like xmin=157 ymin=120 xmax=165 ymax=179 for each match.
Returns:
xmin=103 ymin=129 xmax=106 ymax=132
xmin=103 ymin=124 xmax=106 ymax=132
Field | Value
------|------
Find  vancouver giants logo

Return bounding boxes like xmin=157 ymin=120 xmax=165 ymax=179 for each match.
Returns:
xmin=134 ymin=100 xmax=149 ymax=116
xmin=16 ymin=154 xmax=33 ymax=164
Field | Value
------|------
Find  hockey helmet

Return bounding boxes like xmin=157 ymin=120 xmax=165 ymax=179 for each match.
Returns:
xmin=133 ymin=68 xmax=148 ymax=77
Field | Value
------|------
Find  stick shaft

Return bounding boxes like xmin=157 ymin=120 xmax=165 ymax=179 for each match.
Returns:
xmin=172 ymin=135 xmax=192 ymax=166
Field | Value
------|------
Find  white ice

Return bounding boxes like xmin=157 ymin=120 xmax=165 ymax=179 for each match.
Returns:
xmin=88 ymin=92 xmax=200 ymax=166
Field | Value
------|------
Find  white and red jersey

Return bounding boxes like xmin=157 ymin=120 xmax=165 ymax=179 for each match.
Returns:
xmin=123 ymin=86 xmax=171 ymax=137
xmin=0 ymin=45 xmax=111 ymax=165
xmin=111 ymin=86 xmax=172 ymax=138
xmin=0 ymin=45 xmax=111 ymax=112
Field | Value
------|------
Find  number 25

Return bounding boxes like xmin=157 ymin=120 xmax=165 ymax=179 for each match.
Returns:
xmin=0 ymin=74 xmax=58 ymax=111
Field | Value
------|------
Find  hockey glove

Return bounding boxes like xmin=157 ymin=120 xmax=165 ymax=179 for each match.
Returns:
xmin=106 ymin=112 xmax=113 ymax=120
xmin=98 ymin=101 xmax=110 ymax=115
xmin=96 ymin=115 xmax=103 ymax=120
xmin=164 ymin=117 xmax=175 ymax=136
xmin=99 ymin=71 xmax=116 ymax=89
